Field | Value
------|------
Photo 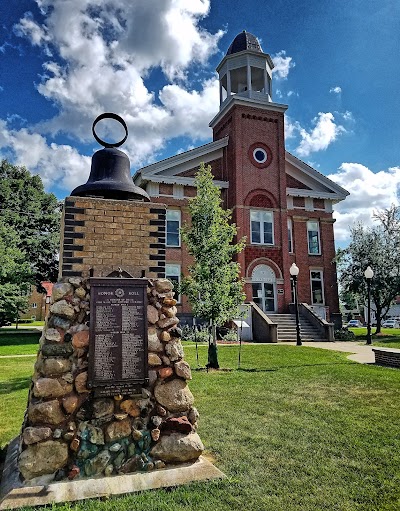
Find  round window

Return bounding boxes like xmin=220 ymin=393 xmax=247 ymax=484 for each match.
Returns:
xmin=248 ymin=143 xmax=272 ymax=168
xmin=253 ymin=148 xmax=268 ymax=164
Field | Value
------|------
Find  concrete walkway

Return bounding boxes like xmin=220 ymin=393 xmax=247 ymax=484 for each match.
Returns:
xmin=302 ymin=341 xmax=377 ymax=364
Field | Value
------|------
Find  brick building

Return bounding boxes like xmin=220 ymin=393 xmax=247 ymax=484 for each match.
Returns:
xmin=20 ymin=282 xmax=53 ymax=322
xmin=134 ymin=31 xmax=348 ymax=327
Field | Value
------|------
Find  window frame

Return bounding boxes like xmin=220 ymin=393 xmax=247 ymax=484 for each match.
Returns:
xmin=307 ymin=220 xmax=321 ymax=255
xmin=288 ymin=217 xmax=293 ymax=253
xmin=165 ymin=263 xmax=181 ymax=303
xmin=310 ymin=269 xmax=325 ymax=305
xmin=250 ymin=210 xmax=274 ymax=246
xmin=166 ymin=209 xmax=181 ymax=247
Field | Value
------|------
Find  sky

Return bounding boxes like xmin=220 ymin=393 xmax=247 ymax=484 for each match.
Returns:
xmin=0 ymin=0 xmax=399 ymax=246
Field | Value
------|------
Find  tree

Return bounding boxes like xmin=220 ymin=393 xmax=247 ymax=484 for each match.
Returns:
xmin=0 ymin=220 xmax=32 ymax=326
xmin=337 ymin=205 xmax=400 ymax=333
xmin=0 ymin=160 xmax=61 ymax=287
xmin=180 ymin=163 xmax=246 ymax=368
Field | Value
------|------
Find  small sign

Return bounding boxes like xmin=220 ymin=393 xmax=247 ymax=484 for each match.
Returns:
xmin=277 ymin=289 xmax=284 ymax=294
xmin=88 ymin=278 xmax=148 ymax=396
xmin=233 ymin=320 xmax=250 ymax=328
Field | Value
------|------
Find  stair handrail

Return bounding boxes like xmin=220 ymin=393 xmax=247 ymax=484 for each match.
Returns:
xmin=298 ymin=302 xmax=335 ymax=342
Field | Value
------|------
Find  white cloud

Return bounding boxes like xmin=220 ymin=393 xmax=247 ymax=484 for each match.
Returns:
xmin=271 ymin=50 xmax=295 ymax=79
xmin=328 ymin=163 xmax=400 ymax=242
xmin=296 ymin=112 xmax=345 ymax=157
xmin=0 ymin=120 xmax=91 ymax=190
xmin=342 ymin=110 xmax=354 ymax=121
xmin=1 ymin=0 xmax=224 ymax=189
xmin=329 ymin=86 xmax=342 ymax=94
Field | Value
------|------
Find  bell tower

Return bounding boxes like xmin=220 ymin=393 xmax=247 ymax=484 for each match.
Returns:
xmin=218 ymin=30 xmax=274 ymax=105
xmin=210 ymin=31 xmax=291 ymax=309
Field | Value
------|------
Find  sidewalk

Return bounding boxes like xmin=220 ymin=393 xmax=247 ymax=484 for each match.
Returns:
xmin=302 ymin=341 xmax=379 ymax=364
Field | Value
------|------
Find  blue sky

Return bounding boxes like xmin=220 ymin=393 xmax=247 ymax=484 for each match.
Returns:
xmin=0 ymin=0 xmax=399 ymax=244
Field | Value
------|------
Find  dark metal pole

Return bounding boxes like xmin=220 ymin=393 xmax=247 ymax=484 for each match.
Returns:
xmin=366 ymin=279 xmax=372 ymax=345
xmin=292 ymin=276 xmax=302 ymax=346
xmin=238 ymin=320 xmax=243 ymax=369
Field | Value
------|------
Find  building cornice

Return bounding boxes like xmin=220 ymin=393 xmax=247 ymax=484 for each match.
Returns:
xmin=286 ymin=151 xmax=349 ymax=200
xmin=216 ymin=49 xmax=275 ymax=73
xmin=209 ymin=96 xmax=288 ymax=129
xmin=134 ymin=137 xmax=229 ymax=184
xmin=140 ymin=175 xmax=229 ymax=189
xmin=286 ymin=188 xmax=344 ymax=201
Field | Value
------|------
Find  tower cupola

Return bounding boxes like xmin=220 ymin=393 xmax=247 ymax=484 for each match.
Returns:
xmin=217 ymin=30 xmax=275 ymax=106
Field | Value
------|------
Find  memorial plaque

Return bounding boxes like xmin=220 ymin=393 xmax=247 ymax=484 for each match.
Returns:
xmin=88 ymin=278 xmax=148 ymax=396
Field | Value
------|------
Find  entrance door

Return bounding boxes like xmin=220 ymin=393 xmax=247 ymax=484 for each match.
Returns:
xmin=252 ymin=282 xmax=276 ymax=312
xmin=251 ymin=264 xmax=277 ymax=313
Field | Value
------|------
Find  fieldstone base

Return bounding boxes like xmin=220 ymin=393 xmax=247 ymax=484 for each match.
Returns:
xmin=0 ymin=437 xmax=225 ymax=510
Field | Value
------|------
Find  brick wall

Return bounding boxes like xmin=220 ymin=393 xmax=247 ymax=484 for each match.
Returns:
xmin=59 ymin=197 xmax=166 ymax=280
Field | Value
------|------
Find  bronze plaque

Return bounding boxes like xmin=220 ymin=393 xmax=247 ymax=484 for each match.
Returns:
xmin=88 ymin=278 xmax=148 ymax=396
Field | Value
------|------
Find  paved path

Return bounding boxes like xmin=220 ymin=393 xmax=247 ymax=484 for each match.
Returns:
xmin=302 ymin=341 xmax=378 ymax=364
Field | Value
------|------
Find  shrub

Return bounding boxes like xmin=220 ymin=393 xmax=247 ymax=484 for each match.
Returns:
xmin=334 ymin=328 xmax=356 ymax=341
xmin=181 ymin=324 xmax=210 ymax=343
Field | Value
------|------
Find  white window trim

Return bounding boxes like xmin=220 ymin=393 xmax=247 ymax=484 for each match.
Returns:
xmin=250 ymin=209 xmax=274 ymax=246
xmin=307 ymin=220 xmax=321 ymax=255
xmin=288 ymin=218 xmax=293 ymax=253
xmin=165 ymin=264 xmax=181 ymax=304
xmin=166 ymin=209 xmax=181 ymax=247
xmin=310 ymin=269 xmax=325 ymax=305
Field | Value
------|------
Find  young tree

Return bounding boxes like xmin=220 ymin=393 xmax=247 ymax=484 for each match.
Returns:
xmin=0 ymin=160 xmax=61 ymax=287
xmin=180 ymin=163 xmax=246 ymax=368
xmin=337 ymin=205 xmax=400 ymax=333
xmin=0 ymin=221 xmax=32 ymax=326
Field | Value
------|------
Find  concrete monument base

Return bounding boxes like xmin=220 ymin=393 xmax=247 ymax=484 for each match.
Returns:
xmin=0 ymin=437 xmax=225 ymax=510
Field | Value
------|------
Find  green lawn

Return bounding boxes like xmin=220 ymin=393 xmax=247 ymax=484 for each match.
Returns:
xmin=0 ymin=332 xmax=40 ymax=356
xmin=349 ymin=327 xmax=400 ymax=349
xmin=1 ymin=344 xmax=400 ymax=511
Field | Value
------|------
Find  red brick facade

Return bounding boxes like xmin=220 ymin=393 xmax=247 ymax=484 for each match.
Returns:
xmin=134 ymin=34 xmax=348 ymax=323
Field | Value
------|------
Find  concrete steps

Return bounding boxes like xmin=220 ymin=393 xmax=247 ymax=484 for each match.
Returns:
xmin=268 ymin=313 xmax=323 ymax=342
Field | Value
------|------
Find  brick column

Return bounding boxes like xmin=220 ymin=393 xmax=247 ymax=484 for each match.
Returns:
xmin=59 ymin=197 xmax=166 ymax=279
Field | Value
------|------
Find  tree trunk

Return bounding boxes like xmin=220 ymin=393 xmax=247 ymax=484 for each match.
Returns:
xmin=207 ymin=321 xmax=219 ymax=369
xmin=375 ymin=305 xmax=382 ymax=334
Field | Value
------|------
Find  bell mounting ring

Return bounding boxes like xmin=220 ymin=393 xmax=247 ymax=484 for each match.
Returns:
xmin=92 ymin=112 xmax=128 ymax=148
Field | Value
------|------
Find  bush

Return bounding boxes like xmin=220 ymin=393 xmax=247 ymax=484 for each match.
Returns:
xmin=221 ymin=328 xmax=239 ymax=342
xmin=181 ymin=324 xmax=210 ymax=343
xmin=334 ymin=328 xmax=356 ymax=341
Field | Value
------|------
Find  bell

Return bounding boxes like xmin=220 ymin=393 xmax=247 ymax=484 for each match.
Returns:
xmin=70 ymin=112 xmax=150 ymax=201
xmin=71 ymin=147 xmax=150 ymax=201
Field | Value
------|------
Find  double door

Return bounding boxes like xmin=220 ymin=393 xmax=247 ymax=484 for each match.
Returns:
xmin=252 ymin=282 xmax=276 ymax=312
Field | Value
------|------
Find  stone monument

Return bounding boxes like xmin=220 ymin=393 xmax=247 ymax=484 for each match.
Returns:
xmin=0 ymin=114 xmax=223 ymax=509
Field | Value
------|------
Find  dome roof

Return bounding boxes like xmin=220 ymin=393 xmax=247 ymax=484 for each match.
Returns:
xmin=226 ymin=31 xmax=263 ymax=55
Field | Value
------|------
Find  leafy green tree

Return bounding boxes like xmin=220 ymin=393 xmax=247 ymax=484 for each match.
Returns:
xmin=0 ymin=160 xmax=61 ymax=287
xmin=180 ymin=163 xmax=246 ymax=368
xmin=0 ymin=220 xmax=32 ymax=326
xmin=337 ymin=205 xmax=400 ymax=333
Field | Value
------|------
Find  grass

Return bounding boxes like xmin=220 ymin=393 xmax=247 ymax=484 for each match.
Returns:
xmin=349 ymin=327 xmax=400 ymax=349
xmin=0 ymin=332 xmax=40 ymax=356
xmin=1 ymin=343 xmax=400 ymax=510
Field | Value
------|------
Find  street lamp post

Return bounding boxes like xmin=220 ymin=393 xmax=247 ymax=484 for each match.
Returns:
xmin=364 ymin=266 xmax=374 ymax=345
xmin=290 ymin=263 xmax=302 ymax=346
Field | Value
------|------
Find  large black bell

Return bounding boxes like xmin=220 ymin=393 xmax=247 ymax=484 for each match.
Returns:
xmin=70 ymin=113 xmax=150 ymax=201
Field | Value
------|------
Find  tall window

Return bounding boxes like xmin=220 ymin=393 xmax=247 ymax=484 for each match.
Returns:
xmin=307 ymin=221 xmax=320 ymax=254
xmin=310 ymin=270 xmax=324 ymax=304
xmin=166 ymin=210 xmax=181 ymax=247
xmin=250 ymin=210 xmax=274 ymax=245
xmin=165 ymin=264 xmax=181 ymax=303
xmin=288 ymin=218 xmax=293 ymax=253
